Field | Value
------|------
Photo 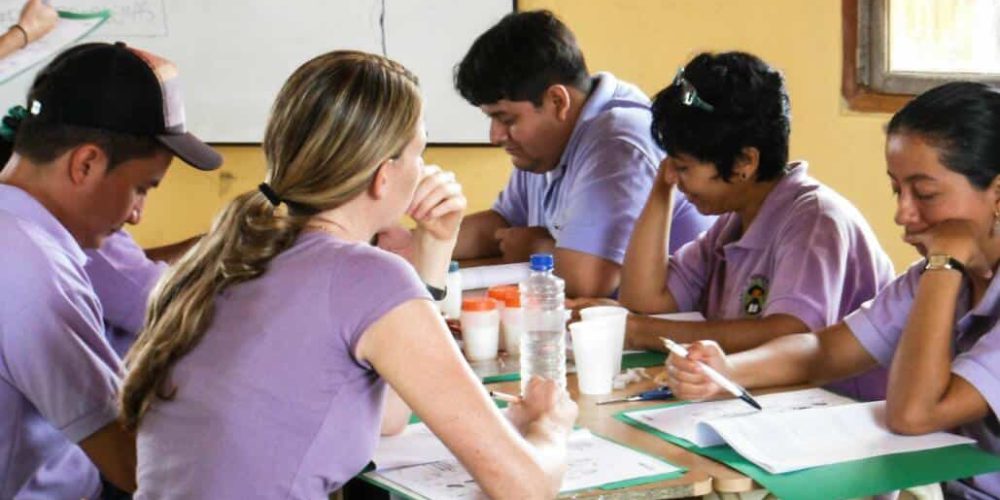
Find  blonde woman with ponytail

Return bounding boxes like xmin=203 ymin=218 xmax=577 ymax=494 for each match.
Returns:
xmin=119 ymin=50 xmax=576 ymax=499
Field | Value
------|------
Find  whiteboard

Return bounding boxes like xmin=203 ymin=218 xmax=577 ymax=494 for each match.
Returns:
xmin=0 ymin=0 xmax=513 ymax=144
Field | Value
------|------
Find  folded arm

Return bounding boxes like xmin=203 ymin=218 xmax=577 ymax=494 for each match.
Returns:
xmin=626 ymin=313 xmax=810 ymax=353
xmin=453 ymin=210 xmax=509 ymax=260
xmin=619 ymin=171 xmax=680 ymax=313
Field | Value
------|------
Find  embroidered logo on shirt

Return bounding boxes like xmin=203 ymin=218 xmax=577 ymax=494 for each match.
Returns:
xmin=743 ymin=275 xmax=769 ymax=317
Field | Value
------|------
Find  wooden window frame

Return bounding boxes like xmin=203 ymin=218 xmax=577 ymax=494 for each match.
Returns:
xmin=844 ymin=0 xmax=1000 ymax=113
xmin=842 ymin=0 xmax=913 ymax=113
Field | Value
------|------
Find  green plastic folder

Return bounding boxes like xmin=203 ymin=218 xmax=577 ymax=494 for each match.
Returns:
xmin=616 ymin=402 xmax=1000 ymax=500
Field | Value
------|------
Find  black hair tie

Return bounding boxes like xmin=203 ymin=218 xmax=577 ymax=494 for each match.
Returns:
xmin=258 ymin=182 xmax=282 ymax=207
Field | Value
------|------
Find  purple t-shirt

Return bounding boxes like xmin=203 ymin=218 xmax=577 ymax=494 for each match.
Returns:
xmin=667 ymin=163 xmax=895 ymax=400
xmin=845 ymin=262 xmax=1000 ymax=498
xmin=85 ymin=230 xmax=167 ymax=356
xmin=0 ymin=184 xmax=121 ymax=499
xmin=135 ymin=231 xmax=431 ymax=498
xmin=492 ymin=72 xmax=714 ymax=266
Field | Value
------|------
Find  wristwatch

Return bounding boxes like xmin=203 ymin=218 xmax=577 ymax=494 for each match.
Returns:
xmin=425 ymin=284 xmax=447 ymax=300
xmin=923 ymin=254 xmax=967 ymax=275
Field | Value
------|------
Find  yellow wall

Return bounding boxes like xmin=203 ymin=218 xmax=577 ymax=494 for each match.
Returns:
xmin=132 ymin=0 xmax=917 ymax=271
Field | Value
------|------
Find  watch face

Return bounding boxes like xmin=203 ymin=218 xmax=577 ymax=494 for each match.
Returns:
xmin=928 ymin=255 xmax=949 ymax=267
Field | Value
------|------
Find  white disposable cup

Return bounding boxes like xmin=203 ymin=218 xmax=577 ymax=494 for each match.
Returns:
xmin=501 ymin=307 xmax=524 ymax=355
xmin=579 ymin=306 xmax=628 ymax=376
xmin=461 ymin=309 xmax=500 ymax=361
xmin=568 ymin=319 xmax=618 ymax=395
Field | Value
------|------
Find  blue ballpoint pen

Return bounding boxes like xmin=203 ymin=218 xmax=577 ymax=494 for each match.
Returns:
xmin=596 ymin=386 xmax=673 ymax=405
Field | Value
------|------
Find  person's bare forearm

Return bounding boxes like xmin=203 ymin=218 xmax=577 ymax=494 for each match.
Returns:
xmin=519 ymin=417 xmax=570 ymax=499
xmin=626 ymin=313 xmax=809 ymax=353
xmin=619 ymin=184 xmax=677 ymax=313
xmin=887 ymin=270 xmax=964 ymax=432
xmin=410 ymin=228 xmax=457 ymax=289
xmin=453 ymin=210 xmax=507 ymax=259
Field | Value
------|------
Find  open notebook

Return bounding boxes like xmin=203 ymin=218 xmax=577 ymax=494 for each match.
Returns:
xmin=624 ymin=388 xmax=975 ymax=474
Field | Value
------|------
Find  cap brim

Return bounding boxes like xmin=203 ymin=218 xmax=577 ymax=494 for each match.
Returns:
xmin=157 ymin=132 xmax=222 ymax=171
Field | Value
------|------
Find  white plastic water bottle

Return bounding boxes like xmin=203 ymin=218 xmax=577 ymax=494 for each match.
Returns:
xmin=438 ymin=260 xmax=462 ymax=319
xmin=519 ymin=253 xmax=566 ymax=392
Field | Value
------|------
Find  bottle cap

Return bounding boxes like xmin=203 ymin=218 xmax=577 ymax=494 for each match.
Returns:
xmin=529 ymin=253 xmax=554 ymax=271
xmin=462 ymin=297 xmax=497 ymax=312
xmin=487 ymin=285 xmax=520 ymax=308
xmin=448 ymin=260 xmax=460 ymax=273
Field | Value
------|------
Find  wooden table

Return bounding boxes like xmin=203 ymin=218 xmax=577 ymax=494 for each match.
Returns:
xmin=487 ymin=371 xmax=754 ymax=498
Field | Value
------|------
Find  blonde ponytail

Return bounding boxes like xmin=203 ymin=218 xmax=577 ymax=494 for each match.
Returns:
xmin=120 ymin=50 xmax=421 ymax=429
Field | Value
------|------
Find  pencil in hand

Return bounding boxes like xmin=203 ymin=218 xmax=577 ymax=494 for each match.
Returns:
xmin=661 ymin=338 xmax=762 ymax=411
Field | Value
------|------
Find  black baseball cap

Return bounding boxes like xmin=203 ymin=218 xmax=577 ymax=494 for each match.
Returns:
xmin=26 ymin=41 xmax=221 ymax=170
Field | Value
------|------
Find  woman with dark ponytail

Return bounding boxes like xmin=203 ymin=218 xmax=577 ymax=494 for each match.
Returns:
xmin=120 ymin=50 xmax=576 ymax=499
xmin=665 ymin=81 xmax=1000 ymax=498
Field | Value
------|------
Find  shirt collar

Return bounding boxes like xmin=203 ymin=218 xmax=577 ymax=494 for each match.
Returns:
xmin=966 ymin=270 xmax=1000 ymax=319
xmin=728 ymin=161 xmax=808 ymax=251
xmin=0 ymin=183 xmax=87 ymax=266
xmin=552 ymin=72 xmax=619 ymax=175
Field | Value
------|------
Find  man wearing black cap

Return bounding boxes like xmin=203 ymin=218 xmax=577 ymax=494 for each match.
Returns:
xmin=0 ymin=42 xmax=220 ymax=498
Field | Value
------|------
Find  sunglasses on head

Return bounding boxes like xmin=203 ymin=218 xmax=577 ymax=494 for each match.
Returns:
xmin=673 ymin=68 xmax=715 ymax=112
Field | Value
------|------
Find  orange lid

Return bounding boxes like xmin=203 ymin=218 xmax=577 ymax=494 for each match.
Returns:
xmin=462 ymin=297 xmax=497 ymax=311
xmin=487 ymin=285 xmax=520 ymax=307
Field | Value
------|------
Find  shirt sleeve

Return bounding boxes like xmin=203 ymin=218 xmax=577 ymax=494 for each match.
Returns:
xmin=843 ymin=263 xmax=923 ymax=366
xmin=3 ymin=255 xmax=122 ymax=443
xmin=554 ymin=138 xmax=656 ymax=264
xmin=762 ymin=205 xmax=860 ymax=331
xmin=491 ymin=171 xmax=529 ymax=228
xmin=953 ymin=327 xmax=1000 ymax=422
xmin=665 ymin=223 xmax=721 ymax=312
xmin=330 ymin=248 xmax=432 ymax=370
xmin=85 ymin=230 xmax=167 ymax=336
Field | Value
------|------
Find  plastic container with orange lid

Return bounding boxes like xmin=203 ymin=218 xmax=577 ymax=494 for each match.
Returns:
xmin=460 ymin=297 xmax=500 ymax=360
xmin=488 ymin=285 xmax=524 ymax=355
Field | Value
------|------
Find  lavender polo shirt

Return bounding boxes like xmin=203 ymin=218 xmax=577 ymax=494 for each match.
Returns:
xmin=135 ymin=232 xmax=431 ymax=498
xmin=85 ymin=230 xmax=167 ymax=356
xmin=0 ymin=184 xmax=121 ymax=499
xmin=845 ymin=263 xmax=1000 ymax=498
xmin=667 ymin=163 xmax=895 ymax=400
xmin=492 ymin=72 xmax=714 ymax=266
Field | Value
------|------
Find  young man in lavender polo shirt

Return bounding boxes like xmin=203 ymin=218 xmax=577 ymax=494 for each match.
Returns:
xmin=0 ymin=42 xmax=221 ymax=498
xmin=616 ymin=52 xmax=894 ymax=401
xmin=451 ymin=10 xmax=714 ymax=298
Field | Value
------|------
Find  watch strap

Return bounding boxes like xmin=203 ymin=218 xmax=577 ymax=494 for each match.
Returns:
xmin=923 ymin=255 xmax=967 ymax=275
xmin=425 ymin=284 xmax=447 ymax=300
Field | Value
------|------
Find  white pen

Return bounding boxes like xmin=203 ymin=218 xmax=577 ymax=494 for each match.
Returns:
xmin=661 ymin=338 xmax=762 ymax=411
xmin=488 ymin=390 xmax=521 ymax=403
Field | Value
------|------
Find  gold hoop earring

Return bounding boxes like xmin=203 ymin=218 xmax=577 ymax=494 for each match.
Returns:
xmin=993 ymin=208 xmax=1000 ymax=237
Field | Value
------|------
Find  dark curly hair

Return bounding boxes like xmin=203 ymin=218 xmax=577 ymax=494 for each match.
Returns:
xmin=650 ymin=51 xmax=791 ymax=182
xmin=454 ymin=10 xmax=590 ymax=107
